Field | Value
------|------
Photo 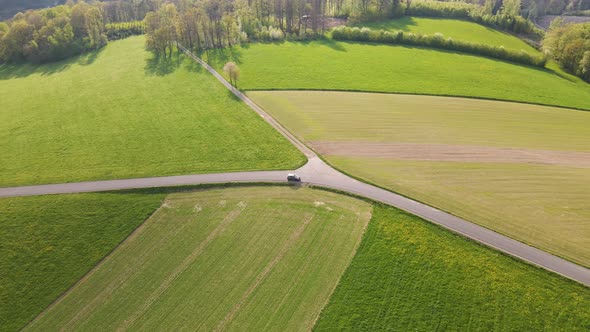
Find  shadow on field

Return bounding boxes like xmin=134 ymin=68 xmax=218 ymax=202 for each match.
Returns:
xmin=200 ymin=46 xmax=243 ymax=68
xmin=321 ymin=38 xmax=347 ymax=52
xmin=0 ymin=63 xmax=59 ymax=80
xmin=354 ymin=16 xmax=418 ymax=32
xmin=0 ymin=47 xmax=104 ymax=80
xmin=226 ymin=89 xmax=241 ymax=101
xmin=183 ymin=57 xmax=203 ymax=73
xmin=144 ymin=53 xmax=182 ymax=76
xmin=77 ymin=47 xmax=104 ymax=66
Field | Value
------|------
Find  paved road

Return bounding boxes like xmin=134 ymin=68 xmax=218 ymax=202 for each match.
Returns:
xmin=1 ymin=46 xmax=588 ymax=287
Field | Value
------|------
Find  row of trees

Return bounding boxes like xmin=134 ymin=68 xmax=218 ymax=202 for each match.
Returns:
xmin=405 ymin=0 xmax=543 ymax=36
xmin=143 ymin=0 xmax=336 ymax=58
xmin=0 ymin=2 xmax=107 ymax=63
xmin=332 ymin=26 xmax=547 ymax=66
xmin=521 ymin=0 xmax=590 ymax=19
xmin=543 ymin=20 xmax=590 ymax=81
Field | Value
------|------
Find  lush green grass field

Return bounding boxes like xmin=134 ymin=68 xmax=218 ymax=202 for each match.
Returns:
xmin=205 ymin=40 xmax=590 ymax=110
xmin=314 ymin=206 xmax=590 ymax=331
xmin=354 ymin=16 xmax=539 ymax=53
xmin=26 ymin=187 xmax=371 ymax=331
xmin=0 ymin=36 xmax=304 ymax=187
xmin=249 ymin=91 xmax=590 ymax=266
xmin=0 ymin=192 xmax=164 ymax=332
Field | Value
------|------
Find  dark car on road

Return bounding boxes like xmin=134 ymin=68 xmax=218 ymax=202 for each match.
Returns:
xmin=287 ymin=173 xmax=301 ymax=182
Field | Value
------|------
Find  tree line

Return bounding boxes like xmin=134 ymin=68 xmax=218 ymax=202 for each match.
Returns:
xmin=332 ymin=26 xmax=547 ymax=67
xmin=0 ymin=3 xmax=107 ymax=63
xmin=521 ymin=0 xmax=590 ymax=19
xmin=0 ymin=0 xmax=161 ymax=63
xmin=543 ymin=20 xmax=590 ymax=81
xmin=1 ymin=0 xmax=589 ymax=85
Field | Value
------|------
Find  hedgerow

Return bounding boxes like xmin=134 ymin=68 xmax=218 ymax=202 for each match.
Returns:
xmin=105 ymin=21 xmax=145 ymax=40
xmin=331 ymin=26 xmax=547 ymax=67
xmin=406 ymin=1 xmax=544 ymax=37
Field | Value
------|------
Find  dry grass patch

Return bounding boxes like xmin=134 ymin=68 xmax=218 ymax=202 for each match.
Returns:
xmin=26 ymin=186 xmax=371 ymax=331
xmin=249 ymin=90 xmax=590 ymax=266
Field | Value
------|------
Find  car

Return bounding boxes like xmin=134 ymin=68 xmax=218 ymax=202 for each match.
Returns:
xmin=287 ymin=173 xmax=301 ymax=182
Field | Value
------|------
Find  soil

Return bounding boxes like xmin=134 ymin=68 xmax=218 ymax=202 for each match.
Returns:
xmin=309 ymin=141 xmax=590 ymax=168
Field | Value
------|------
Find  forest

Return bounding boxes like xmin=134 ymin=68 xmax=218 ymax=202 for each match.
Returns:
xmin=543 ymin=19 xmax=590 ymax=81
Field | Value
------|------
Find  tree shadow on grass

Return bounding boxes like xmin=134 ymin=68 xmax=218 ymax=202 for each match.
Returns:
xmin=226 ymin=88 xmax=241 ymax=101
xmin=144 ymin=52 xmax=182 ymax=76
xmin=200 ymin=46 xmax=243 ymax=68
xmin=320 ymin=38 xmax=347 ymax=52
xmin=0 ymin=47 xmax=105 ymax=80
xmin=0 ymin=58 xmax=71 ymax=80
xmin=76 ymin=47 xmax=104 ymax=66
xmin=183 ymin=56 xmax=203 ymax=73
xmin=354 ymin=16 xmax=417 ymax=32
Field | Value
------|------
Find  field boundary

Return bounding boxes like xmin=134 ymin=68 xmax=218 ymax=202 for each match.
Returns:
xmin=243 ymin=88 xmax=590 ymax=112
xmin=22 ymin=200 xmax=167 ymax=330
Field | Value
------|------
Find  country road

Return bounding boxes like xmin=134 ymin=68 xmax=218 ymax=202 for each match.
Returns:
xmin=1 ymin=46 xmax=588 ymax=287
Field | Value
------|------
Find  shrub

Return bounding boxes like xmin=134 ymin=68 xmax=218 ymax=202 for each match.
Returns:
xmin=331 ymin=26 xmax=547 ymax=67
xmin=253 ymin=26 xmax=286 ymax=41
xmin=105 ymin=21 xmax=145 ymax=40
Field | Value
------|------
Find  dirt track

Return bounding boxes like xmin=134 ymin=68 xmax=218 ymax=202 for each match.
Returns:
xmin=310 ymin=141 xmax=590 ymax=168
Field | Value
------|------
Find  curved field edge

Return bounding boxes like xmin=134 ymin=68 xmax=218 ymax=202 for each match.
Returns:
xmin=204 ymin=40 xmax=590 ymax=111
xmin=247 ymin=90 xmax=590 ymax=268
xmin=351 ymin=16 xmax=539 ymax=54
xmin=313 ymin=205 xmax=590 ymax=331
xmin=0 ymin=36 xmax=306 ymax=188
xmin=0 ymin=192 xmax=165 ymax=332
xmin=24 ymin=186 xmax=371 ymax=331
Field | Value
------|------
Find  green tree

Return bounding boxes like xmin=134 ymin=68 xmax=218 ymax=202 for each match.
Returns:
xmin=84 ymin=7 xmax=107 ymax=49
xmin=543 ymin=22 xmax=590 ymax=82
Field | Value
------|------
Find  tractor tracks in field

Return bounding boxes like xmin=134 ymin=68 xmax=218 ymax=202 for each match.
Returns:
xmin=117 ymin=201 xmax=248 ymax=330
xmin=214 ymin=212 xmax=316 ymax=331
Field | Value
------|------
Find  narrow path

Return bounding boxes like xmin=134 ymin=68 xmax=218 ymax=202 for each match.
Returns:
xmin=1 ymin=46 xmax=588 ymax=287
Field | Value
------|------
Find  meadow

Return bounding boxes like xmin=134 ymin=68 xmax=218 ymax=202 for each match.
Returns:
xmin=204 ymin=39 xmax=590 ymax=110
xmin=249 ymin=90 xmax=590 ymax=266
xmin=25 ymin=186 xmax=371 ymax=331
xmin=354 ymin=16 xmax=539 ymax=53
xmin=314 ymin=205 xmax=590 ymax=331
xmin=0 ymin=36 xmax=305 ymax=187
xmin=0 ymin=192 xmax=164 ymax=332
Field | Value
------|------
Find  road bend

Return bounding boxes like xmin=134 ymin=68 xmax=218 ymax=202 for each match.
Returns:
xmin=0 ymin=46 xmax=588 ymax=287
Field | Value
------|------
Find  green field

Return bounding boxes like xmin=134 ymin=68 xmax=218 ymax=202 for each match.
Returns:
xmin=314 ymin=205 xmax=590 ymax=331
xmin=354 ymin=16 xmax=538 ymax=53
xmin=0 ymin=36 xmax=304 ymax=187
xmin=26 ymin=186 xmax=371 ymax=331
xmin=205 ymin=40 xmax=590 ymax=110
xmin=249 ymin=90 xmax=590 ymax=266
xmin=0 ymin=192 xmax=164 ymax=332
